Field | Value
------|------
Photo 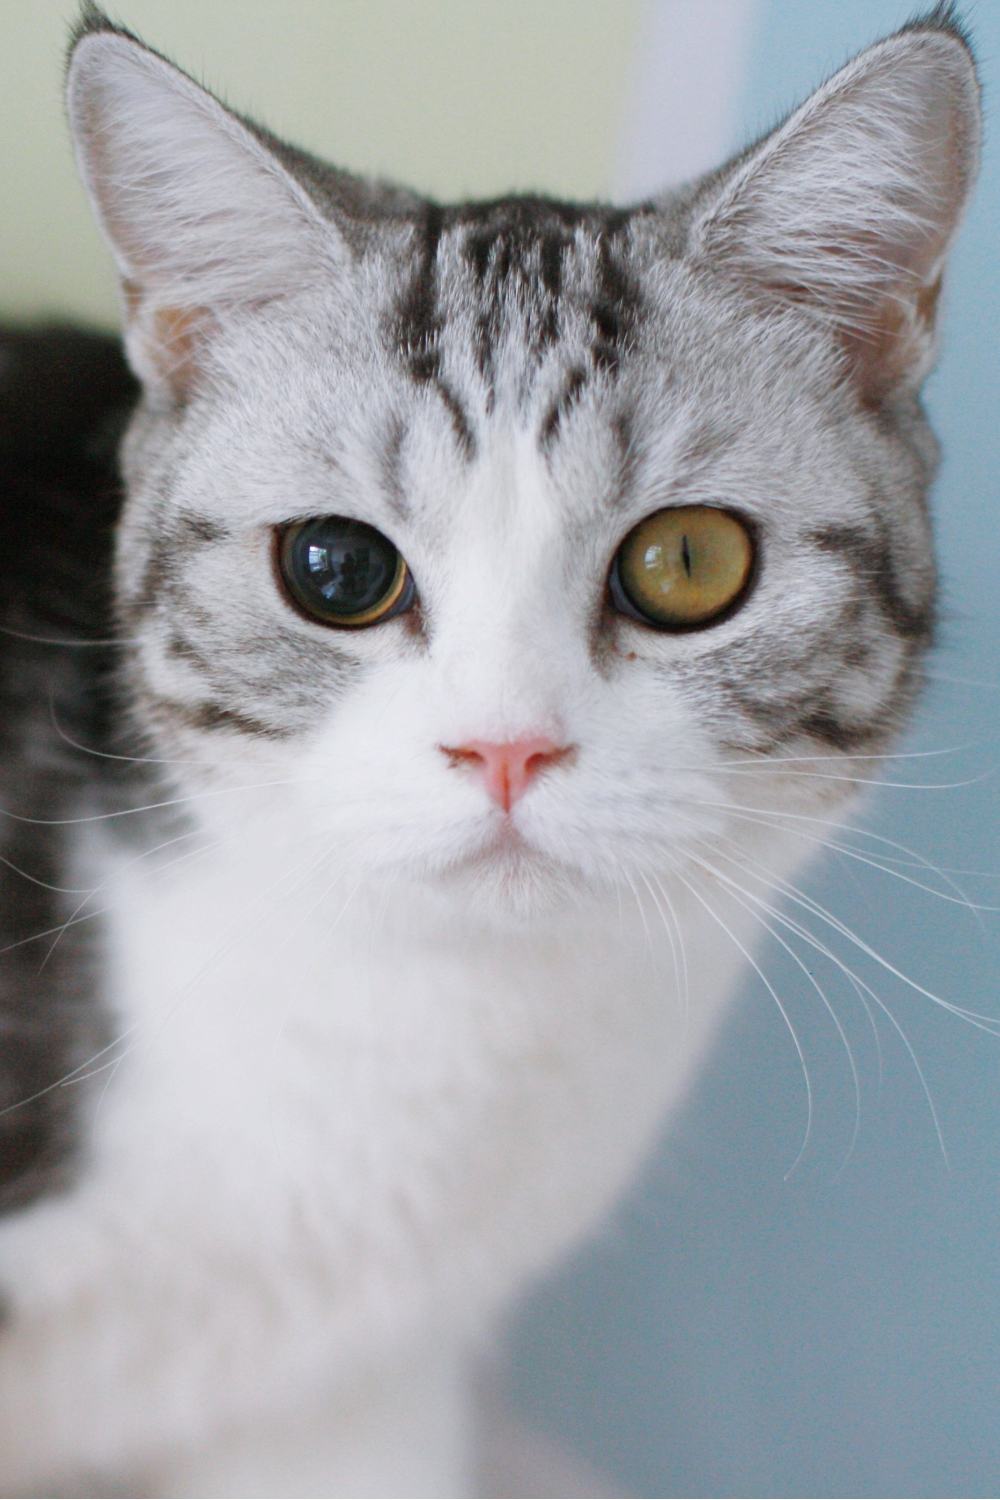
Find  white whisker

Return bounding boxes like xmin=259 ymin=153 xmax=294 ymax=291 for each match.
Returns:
xmin=692 ymin=833 xmax=950 ymax=1167
xmin=37 ymin=827 xmax=221 ymax=974
xmin=699 ymin=799 xmax=999 ymax=932
xmin=700 ymin=742 xmax=981 ymax=770
xmin=635 ymin=868 xmax=682 ymax=1019
xmin=0 ymin=777 xmax=301 ymax=828
xmin=687 ymin=840 xmax=863 ymax=1173
xmin=616 ymin=859 xmax=656 ymax=967
xmin=0 ymin=851 xmax=91 ymax=897
xmin=0 ymin=623 xmax=140 ymax=648
xmin=688 ymin=795 xmax=993 ymax=929
xmin=47 ymin=695 xmax=284 ymax=771
xmin=673 ymin=865 xmax=815 ymax=1177
xmin=916 ymin=667 xmax=1000 ymax=692
xmin=698 ymin=816 xmax=1000 ymax=1035
xmin=715 ymin=765 xmax=992 ymax=792
xmin=689 ymin=823 xmax=886 ymax=1091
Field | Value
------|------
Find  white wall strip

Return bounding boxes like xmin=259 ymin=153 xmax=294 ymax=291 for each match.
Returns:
xmin=613 ymin=0 xmax=761 ymax=201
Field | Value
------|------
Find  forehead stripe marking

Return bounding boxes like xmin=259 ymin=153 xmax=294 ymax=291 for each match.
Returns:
xmin=395 ymin=203 xmax=475 ymax=459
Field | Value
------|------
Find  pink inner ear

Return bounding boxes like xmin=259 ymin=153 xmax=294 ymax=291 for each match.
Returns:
xmin=152 ymin=305 xmax=210 ymax=398
xmin=841 ymin=269 xmax=946 ymax=408
xmin=690 ymin=30 xmax=978 ymax=406
xmin=123 ymin=280 xmax=213 ymax=401
xmin=761 ymin=249 xmax=949 ymax=408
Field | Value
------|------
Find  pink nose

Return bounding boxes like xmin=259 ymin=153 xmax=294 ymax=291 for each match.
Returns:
xmin=441 ymin=736 xmax=569 ymax=812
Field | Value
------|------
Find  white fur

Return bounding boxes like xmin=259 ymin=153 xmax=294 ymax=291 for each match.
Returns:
xmin=0 ymin=808 xmax=807 ymax=1493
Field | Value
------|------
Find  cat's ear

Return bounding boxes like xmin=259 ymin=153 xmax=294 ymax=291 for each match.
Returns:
xmin=66 ymin=12 xmax=341 ymax=403
xmin=686 ymin=15 xmax=980 ymax=403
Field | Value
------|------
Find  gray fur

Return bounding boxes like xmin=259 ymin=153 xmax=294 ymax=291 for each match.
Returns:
xmin=0 ymin=327 xmax=136 ymax=1208
xmin=67 ymin=0 xmax=975 ymax=762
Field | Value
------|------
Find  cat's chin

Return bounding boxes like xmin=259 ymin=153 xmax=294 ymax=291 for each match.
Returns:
xmin=426 ymin=826 xmax=602 ymax=926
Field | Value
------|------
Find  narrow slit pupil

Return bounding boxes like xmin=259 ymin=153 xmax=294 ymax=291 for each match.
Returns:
xmin=681 ymin=534 xmax=692 ymax=577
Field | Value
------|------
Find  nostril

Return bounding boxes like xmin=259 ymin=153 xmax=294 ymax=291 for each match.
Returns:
xmin=439 ymin=736 xmax=573 ymax=811
xmin=440 ymin=744 xmax=487 ymax=770
xmin=525 ymin=746 xmax=555 ymax=777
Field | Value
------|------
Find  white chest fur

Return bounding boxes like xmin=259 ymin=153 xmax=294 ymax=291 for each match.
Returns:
xmin=0 ymin=824 xmax=767 ymax=1491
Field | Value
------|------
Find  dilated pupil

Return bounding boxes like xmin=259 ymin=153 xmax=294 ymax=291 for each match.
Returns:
xmin=296 ymin=523 xmax=397 ymax=614
xmin=312 ymin=543 xmax=373 ymax=602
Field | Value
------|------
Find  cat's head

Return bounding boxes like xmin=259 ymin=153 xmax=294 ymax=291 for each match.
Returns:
xmin=65 ymin=7 xmax=979 ymax=921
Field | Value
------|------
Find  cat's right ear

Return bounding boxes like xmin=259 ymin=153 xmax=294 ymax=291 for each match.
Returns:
xmin=684 ymin=13 xmax=980 ymax=405
xmin=66 ymin=12 xmax=342 ymax=404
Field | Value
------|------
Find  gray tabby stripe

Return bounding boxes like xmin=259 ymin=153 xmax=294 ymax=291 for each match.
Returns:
xmin=394 ymin=204 xmax=476 ymax=457
xmin=145 ymin=693 xmax=296 ymax=740
xmin=809 ymin=524 xmax=935 ymax=642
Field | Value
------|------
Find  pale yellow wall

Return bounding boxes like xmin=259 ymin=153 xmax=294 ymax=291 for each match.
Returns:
xmin=1 ymin=0 xmax=641 ymax=327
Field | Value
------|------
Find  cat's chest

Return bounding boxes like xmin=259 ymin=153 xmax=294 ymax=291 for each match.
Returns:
xmin=97 ymin=836 xmax=534 ymax=1182
xmin=0 ymin=820 xmax=749 ymax=1373
xmin=85 ymin=828 xmax=673 ymax=1243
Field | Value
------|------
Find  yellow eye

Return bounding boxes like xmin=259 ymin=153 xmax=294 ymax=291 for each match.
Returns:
xmin=611 ymin=506 xmax=755 ymax=629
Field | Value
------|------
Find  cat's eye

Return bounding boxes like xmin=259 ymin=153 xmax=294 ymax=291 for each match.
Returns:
xmin=278 ymin=517 xmax=415 ymax=628
xmin=610 ymin=506 xmax=754 ymax=629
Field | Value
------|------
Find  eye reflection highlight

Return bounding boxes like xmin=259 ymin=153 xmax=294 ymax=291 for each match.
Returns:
xmin=279 ymin=517 xmax=415 ymax=628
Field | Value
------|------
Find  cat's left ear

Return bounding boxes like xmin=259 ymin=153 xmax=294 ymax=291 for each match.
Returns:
xmin=66 ymin=11 xmax=345 ymax=404
xmin=686 ymin=14 xmax=980 ymax=403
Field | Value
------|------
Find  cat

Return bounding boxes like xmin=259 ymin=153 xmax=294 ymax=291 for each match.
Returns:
xmin=0 ymin=3 xmax=980 ymax=1494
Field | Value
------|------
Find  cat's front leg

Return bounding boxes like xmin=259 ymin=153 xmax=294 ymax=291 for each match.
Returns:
xmin=0 ymin=1255 xmax=470 ymax=1500
xmin=143 ymin=1340 xmax=471 ymax=1500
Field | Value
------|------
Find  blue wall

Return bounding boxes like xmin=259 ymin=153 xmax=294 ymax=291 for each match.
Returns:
xmin=512 ymin=4 xmax=1000 ymax=1494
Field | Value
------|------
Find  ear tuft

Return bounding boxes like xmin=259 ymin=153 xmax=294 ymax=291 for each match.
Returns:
xmin=66 ymin=23 xmax=336 ymax=402
xmin=66 ymin=2 xmax=141 ymax=63
xmin=688 ymin=21 xmax=980 ymax=402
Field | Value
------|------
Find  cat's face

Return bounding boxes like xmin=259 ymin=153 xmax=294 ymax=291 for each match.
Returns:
xmin=68 ymin=13 xmax=978 ymax=921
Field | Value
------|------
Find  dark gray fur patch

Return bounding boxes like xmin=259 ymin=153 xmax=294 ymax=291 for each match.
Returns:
xmin=0 ymin=325 xmax=139 ymax=1212
xmin=590 ymin=227 xmax=640 ymax=376
xmin=793 ymin=705 xmax=887 ymax=752
xmin=809 ymin=522 xmax=935 ymax=643
xmin=540 ymin=365 xmax=589 ymax=449
xmin=379 ymin=415 xmax=410 ymax=521
xmin=610 ymin=411 xmax=637 ymax=502
xmin=153 ymin=592 xmax=363 ymax=733
xmin=127 ymin=507 xmax=230 ymax=627
xmin=686 ymin=580 xmax=920 ymax=755
xmin=716 ymin=678 xmax=887 ymax=754
xmin=392 ymin=196 xmax=645 ymax=432
xmin=166 ymin=631 xmax=215 ymax=674
xmin=393 ymin=203 xmax=476 ymax=457
xmin=145 ymin=692 xmax=295 ymax=741
xmin=128 ymin=535 xmax=172 ymax=626
xmin=175 ymin=511 xmax=230 ymax=546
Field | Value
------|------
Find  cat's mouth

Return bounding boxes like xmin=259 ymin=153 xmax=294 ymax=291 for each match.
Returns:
xmin=461 ymin=818 xmax=536 ymax=869
xmin=423 ymin=812 xmax=550 ymax=886
xmin=436 ymin=816 xmax=579 ymax=906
